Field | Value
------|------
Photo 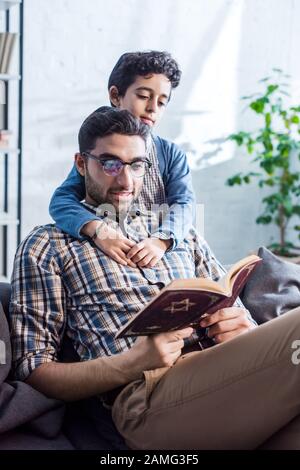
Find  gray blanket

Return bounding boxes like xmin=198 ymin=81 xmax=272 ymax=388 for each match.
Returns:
xmin=0 ymin=301 xmax=71 ymax=448
xmin=0 ymin=299 xmax=127 ymax=450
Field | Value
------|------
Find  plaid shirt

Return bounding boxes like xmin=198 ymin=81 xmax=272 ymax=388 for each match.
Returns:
xmin=137 ymin=135 xmax=166 ymax=209
xmin=10 ymin=208 xmax=248 ymax=381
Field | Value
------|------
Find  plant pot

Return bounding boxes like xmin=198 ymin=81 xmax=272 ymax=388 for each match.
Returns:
xmin=249 ymin=248 xmax=300 ymax=265
xmin=275 ymin=254 xmax=300 ymax=265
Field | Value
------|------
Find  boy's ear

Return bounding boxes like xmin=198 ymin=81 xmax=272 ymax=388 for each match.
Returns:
xmin=75 ymin=152 xmax=86 ymax=177
xmin=109 ymin=86 xmax=121 ymax=107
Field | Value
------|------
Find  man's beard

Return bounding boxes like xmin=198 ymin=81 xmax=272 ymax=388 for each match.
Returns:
xmin=85 ymin=166 xmax=137 ymax=215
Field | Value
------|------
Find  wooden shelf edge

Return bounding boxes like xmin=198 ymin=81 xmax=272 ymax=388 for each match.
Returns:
xmin=0 ymin=1 xmax=21 ymax=11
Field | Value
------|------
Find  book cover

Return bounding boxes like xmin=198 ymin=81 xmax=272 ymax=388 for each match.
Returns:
xmin=0 ymin=33 xmax=17 ymax=74
xmin=0 ymin=33 xmax=6 ymax=72
xmin=116 ymin=254 xmax=261 ymax=340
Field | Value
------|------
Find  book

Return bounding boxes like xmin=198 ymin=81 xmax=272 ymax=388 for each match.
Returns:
xmin=116 ymin=254 xmax=262 ymax=348
xmin=0 ymin=34 xmax=6 ymax=72
xmin=0 ymin=32 xmax=17 ymax=74
xmin=0 ymin=129 xmax=12 ymax=148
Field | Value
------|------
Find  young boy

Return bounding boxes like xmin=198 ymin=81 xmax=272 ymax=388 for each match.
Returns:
xmin=49 ymin=51 xmax=195 ymax=268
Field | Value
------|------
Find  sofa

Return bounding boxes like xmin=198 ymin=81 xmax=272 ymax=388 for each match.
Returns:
xmin=2 ymin=246 xmax=300 ymax=449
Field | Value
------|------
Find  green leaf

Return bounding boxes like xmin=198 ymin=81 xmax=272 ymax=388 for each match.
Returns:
xmin=292 ymin=205 xmax=300 ymax=215
xmin=250 ymin=98 xmax=268 ymax=114
xmin=260 ymin=159 xmax=274 ymax=175
xmin=267 ymin=84 xmax=279 ymax=95
xmin=291 ymin=115 xmax=300 ymax=124
xmin=241 ymin=93 xmax=258 ymax=100
xmin=256 ymin=215 xmax=272 ymax=225
xmin=226 ymin=174 xmax=242 ymax=186
xmin=262 ymin=178 xmax=275 ymax=187
xmin=265 ymin=112 xmax=271 ymax=127
xmin=283 ymin=199 xmax=294 ymax=216
xmin=247 ymin=143 xmax=254 ymax=154
xmin=229 ymin=133 xmax=244 ymax=146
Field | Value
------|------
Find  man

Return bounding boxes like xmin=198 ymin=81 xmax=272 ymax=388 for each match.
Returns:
xmin=10 ymin=108 xmax=300 ymax=450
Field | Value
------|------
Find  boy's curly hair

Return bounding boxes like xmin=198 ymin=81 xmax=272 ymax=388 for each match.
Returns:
xmin=108 ymin=50 xmax=181 ymax=101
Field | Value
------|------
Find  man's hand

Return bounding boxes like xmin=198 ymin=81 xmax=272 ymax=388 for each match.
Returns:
xmin=199 ymin=307 xmax=256 ymax=344
xmin=126 ymin=237 xmax=171 ymax=268
xmin=129 ymin=327 xmax=194 ymax=372
xmin=25 ymin=327 xmax=194 ymax=402
xmin=94 ymin=225 xmax=137 ymax=268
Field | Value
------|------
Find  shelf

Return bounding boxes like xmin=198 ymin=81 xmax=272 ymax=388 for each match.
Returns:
xmin=0 ymin=147 xmax=19 ymax=154
xmin=0 ymin=0 xmax=22 ymax=279
xmin=0 ymin=74 xmax=21 ymax=81
xmin=0 ymin=212 xmax=19 ymax=225
xmin=0 ymin=1 xmax=21 ymax=11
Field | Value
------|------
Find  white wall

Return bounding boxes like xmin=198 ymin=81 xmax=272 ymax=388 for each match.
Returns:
xmin=18 ymin=0 xmax=300 ymax=267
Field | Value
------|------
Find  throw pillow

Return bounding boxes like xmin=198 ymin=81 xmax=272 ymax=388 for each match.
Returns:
xmin=240 ymin=246 xmax=300 ymax=324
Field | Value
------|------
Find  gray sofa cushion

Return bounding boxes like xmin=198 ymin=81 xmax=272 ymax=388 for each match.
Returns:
xmin=240 ymin=246 xmax=300 ymax=324
xmin=0 ymin=283 xmax=11 ymax=321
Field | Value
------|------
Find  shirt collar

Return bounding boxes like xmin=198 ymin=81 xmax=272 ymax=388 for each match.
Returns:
xmin=81 ymin=201 xmax=160 ymax=243
xmin=81 ymin=201 xmax=148 ymax=220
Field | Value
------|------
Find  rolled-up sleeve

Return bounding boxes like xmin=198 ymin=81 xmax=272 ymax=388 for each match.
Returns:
xmin=10 ymin=227 xmax=66 ymax=381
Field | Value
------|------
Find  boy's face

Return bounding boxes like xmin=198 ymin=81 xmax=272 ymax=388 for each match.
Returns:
xmin=110 ymin=74 xmax=171 ymax=128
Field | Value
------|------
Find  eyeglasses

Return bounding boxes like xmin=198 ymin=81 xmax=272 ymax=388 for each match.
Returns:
xmin=82 ymin=152 xmax=152 ymax=178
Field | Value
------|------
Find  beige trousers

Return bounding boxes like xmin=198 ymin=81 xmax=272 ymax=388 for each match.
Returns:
xmin=112 ymin=306 xmax=300 ymax=449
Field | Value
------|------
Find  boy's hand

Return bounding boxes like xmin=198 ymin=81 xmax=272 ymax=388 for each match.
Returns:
xmin=126 ymin=237 xmax=171 ymax=268
xmin=94 ymin=225 xmax=137 ymax=268
xmin=199 ymin=307 xmax=256 ymax=344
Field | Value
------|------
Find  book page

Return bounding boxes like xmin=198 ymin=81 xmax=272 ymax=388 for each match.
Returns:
xmin=222 ymin=254 xmax=261 ymax=292
xmin=166 ymin=277 xmax=227 ymax=295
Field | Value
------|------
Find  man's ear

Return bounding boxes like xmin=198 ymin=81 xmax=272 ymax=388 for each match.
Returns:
xmin=74 ymin=152 xmax=86 ymax=177
xmin=109 ymin=86 xmax=121 ymax=107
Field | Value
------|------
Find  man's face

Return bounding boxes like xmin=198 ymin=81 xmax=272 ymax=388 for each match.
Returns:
xmin=110 ymin=74 xmax=172 ymax=128
xmin=76 ymin=134 xmax=146 ymax=214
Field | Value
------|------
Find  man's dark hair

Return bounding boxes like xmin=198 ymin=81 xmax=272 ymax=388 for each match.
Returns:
xmin=108 ymin=50 xmax=181 ymax=104
xmin=78 ymin=106 xmax=149 ymax=154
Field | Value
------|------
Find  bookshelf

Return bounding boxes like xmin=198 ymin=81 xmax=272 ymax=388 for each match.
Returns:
xmin=0 ymin=73 xmax=20 ymax=80
xmin=0 ymin=0 xmax=23 ymax=281
xmin=0 ymin=1 xmax=21 ymax=10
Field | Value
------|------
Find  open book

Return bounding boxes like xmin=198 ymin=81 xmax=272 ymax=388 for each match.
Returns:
xmin=116 ymin=254 xmax=261 ymax=348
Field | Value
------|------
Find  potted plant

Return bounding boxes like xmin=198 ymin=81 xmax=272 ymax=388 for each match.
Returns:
xmin=226 ymin=69 xmax=300 ymax=260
